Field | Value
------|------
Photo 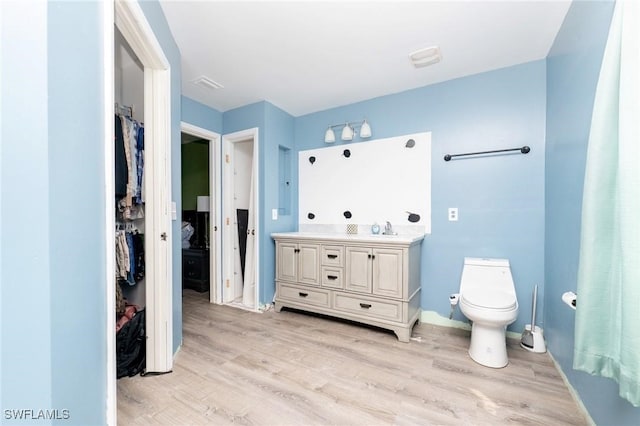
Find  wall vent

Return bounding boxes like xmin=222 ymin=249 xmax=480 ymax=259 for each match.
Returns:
xmin=409 ymin=46 xmax=441 ymax=68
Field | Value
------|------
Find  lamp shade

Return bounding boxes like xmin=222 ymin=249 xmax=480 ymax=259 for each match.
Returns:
xmin=341 ymin=123 xmax=354 ymax=141
xmin=196 ymin=195 xmax=210 ymax=212
xmin=324 ymin=127 xmax=335 ymax=143
xmin=360 ymin=120 xmax=372 ymax=138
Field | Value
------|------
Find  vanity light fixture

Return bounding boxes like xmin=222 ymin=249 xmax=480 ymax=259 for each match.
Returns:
xmin=324 ymin=120 xmax=372 ymax=143
xmin=341 ymin=123 xmax=354 ymax=141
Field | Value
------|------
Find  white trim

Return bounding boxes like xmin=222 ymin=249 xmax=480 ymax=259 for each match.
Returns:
xmin=222 ymin=127 xmax=260 ymax=311
xmin=103 ymin=1 xmax=116 ymax=424
xmin=114 ymin=0 xmax=168 ymax=69
xmin=180 ymin=122 xmax=221 ymax=304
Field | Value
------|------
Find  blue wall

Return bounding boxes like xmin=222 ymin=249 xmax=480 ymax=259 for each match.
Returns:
xmin=294 ymin=61 xmax=547 ymax=334
xmin=222 ymin=102 xmax=296 ymax=305
xmin=1 ymin=0 xmax=182 ymax=424
xmin=545 ymin=1 xmax=640 ymax=424
xmin=1 ymin=3 xmax=54 ymax=421
xmin=48 ymin=2 xmax=106 ymax=423
xmin=182 ymin=96 xmax=223 ymax=134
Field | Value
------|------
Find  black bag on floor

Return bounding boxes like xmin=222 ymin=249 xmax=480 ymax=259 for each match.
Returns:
xmin=116 ymin=308 xmax=146 ymax=378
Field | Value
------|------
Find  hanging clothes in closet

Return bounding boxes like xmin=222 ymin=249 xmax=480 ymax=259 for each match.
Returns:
xmin=115 ymin=108 xmax=145 ymax=220
xmin=114 ymin=105 xmax=146 ymax=291
xmin=115 ymin=224 xmax=145 ymax=286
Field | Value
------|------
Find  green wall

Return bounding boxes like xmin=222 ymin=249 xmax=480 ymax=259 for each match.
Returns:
xmin=181 ymin=141 xmax=209 ymax=210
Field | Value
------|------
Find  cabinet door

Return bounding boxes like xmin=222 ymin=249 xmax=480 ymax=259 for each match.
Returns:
xmin=345 ymin=247 xmax=372 ymax=293
xmin=372 ymin=248 xmax=403 ymax=299
xmin=277 ymin=242 xmax=298 ymax=282
xmin=298 ymin=243 xmax=320 ymax=286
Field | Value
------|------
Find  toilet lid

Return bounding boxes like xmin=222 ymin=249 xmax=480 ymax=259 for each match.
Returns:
xmin=462 ymin=288 xmax=517 ymax=310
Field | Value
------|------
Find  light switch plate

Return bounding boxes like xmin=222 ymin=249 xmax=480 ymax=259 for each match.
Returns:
xmin=272 ymin=208 xmax=278 ymax=221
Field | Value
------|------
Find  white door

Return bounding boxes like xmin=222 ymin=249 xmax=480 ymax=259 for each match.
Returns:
xmin=222 ymin=128 xmax=260 ymax=310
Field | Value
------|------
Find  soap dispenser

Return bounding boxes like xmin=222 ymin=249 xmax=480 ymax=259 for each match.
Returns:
xmin=371 ymin=222 xmax=380 ymax=235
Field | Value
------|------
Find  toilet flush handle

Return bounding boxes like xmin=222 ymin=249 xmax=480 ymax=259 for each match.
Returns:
xmin=449 ymin=293 xmax=460 ymax=319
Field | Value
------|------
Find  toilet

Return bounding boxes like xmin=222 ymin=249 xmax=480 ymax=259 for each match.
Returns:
xmin=458 ymin=257 xmax=518 ymax=368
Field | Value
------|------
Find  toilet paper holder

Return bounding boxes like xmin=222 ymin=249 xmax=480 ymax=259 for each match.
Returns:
xmin=449 ymin=293 xmax=460 ymax=319
xmin=562 ymin=291 xmax=577 ymax=310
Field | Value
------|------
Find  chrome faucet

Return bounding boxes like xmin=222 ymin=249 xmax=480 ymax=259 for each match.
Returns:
xmin=383 ymin=221 xmax=395 ymax=235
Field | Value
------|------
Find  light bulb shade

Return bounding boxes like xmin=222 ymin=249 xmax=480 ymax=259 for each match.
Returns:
xmin=324 ymin=127 xmax=335 ymax=143
xmin=341 ymin=124 xmax=354 ymax=141
xmin=196 ymin=195 xmax=210 ymax=212
xmin=360 ymin=120 xmax=372 ymax=138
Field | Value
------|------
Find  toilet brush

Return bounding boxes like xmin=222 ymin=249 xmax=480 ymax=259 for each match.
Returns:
xmin=520 ymin=285 xmax=538 ymax=349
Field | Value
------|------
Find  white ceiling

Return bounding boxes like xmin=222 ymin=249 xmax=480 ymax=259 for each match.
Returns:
xmin=159 ymin=0 xmax=571 ymax=117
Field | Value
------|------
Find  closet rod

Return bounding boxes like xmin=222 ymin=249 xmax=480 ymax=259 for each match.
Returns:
xmin=444 ymin=145 xmax=530 ymax=161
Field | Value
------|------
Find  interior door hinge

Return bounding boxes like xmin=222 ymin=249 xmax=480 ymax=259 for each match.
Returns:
xmin=225 ymin=154 xmax=230 ymax=164
xmin=226 ymin=217 xmax=230 ymax=225
xmin=226 ymin=279 xmax=230 ymax=288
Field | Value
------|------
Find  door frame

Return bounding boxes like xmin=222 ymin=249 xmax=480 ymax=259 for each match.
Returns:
xmin=222 ymin=128 xmax=260 ymax=310
xmin=181 ymin=122 xmax=221 ymax=304
xmin=107 ymin=1 xmax=173 ymax=423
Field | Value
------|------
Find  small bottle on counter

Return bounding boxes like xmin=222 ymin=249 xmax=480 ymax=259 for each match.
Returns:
xmin=371 ymin=222 xmax=380 ymax=235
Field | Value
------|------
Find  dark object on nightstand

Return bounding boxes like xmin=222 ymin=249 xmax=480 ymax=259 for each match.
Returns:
xmin=182 ymin=249 xmax=209 ymax=292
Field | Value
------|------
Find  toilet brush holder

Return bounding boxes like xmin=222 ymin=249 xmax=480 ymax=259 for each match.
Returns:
xmin=520 ymin=324 xmax=546 ymax=353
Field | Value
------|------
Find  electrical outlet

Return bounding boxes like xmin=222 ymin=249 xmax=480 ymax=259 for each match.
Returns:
xmin=272 ymin=208 xmax=278 ymax=221
xmin=448 ymin=208 xmax=458 ymax=221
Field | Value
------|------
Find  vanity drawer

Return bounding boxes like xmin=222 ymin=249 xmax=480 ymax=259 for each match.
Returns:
xmin=333 ymin=293 xmax=403 ymax=322
xmin=321 ymin=245 xmax=344 ymax=267
xmin=277 ymin=283 xmax=330 ymax=308
xmin=321 ymin=266 xmax=344 ymax=289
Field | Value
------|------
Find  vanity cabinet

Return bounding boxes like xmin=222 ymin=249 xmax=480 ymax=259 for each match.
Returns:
xmin=345 ymin=247 xmax=403 ymax=298
xmin=273 ymin=233 xmax=423 ymax=342
xmin=276 ymin=242 xmax=320 ymax=286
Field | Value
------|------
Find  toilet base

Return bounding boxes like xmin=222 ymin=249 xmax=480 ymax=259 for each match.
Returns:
xmin=468 ymin=321 xmax=509 ymax=368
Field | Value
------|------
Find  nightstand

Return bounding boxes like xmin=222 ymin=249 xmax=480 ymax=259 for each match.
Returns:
xmin=182 ymin=248 xmax=209 ymax=292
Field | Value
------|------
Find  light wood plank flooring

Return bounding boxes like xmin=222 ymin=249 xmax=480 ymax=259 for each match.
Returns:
xmin=118 ymin=290 xmax=588 ymax=425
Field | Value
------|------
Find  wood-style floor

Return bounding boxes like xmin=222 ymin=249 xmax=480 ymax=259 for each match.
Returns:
xmin=117 ymin=290 xmax=588 ymax=425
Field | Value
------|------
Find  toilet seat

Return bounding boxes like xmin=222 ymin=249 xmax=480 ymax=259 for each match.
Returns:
xmin=461 ymin=288 xmax=516 ymax=311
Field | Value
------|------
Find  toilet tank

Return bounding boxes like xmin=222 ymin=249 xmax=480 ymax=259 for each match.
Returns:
xmin=460 ymin=257 xmax=515 ymax=294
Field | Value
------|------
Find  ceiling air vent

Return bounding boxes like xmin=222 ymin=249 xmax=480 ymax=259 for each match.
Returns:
xmin=192 ymin=75 xmax=224 ymax=90
xmin=409 ymin=46 xmax=441 ymax=68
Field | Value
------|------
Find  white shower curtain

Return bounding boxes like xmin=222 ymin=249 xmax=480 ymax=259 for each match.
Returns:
xmin=242 ymin=150 xmax=256 ymax=308
xmin=574 ymin=0 xmax=640 ymax=407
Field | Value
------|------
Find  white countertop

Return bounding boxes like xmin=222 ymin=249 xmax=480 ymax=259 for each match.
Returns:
xmin=271 ymin=232 xmax=425 ymax=245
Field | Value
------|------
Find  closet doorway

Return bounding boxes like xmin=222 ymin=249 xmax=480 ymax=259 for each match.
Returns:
xmin=180 ymin=122 xmax=221 ymax=304
xmin=108 ymin=1 xmax=173 ymax=423
xmin=222 ymin=128 xmax=260 ymax=311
